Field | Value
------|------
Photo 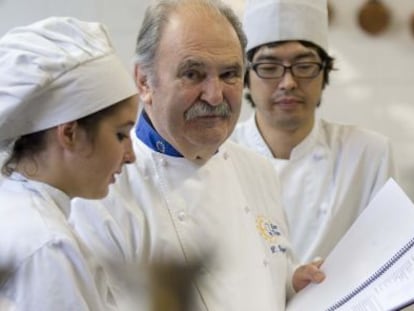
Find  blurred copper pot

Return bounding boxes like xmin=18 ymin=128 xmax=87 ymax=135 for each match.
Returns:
xmin=328 ymin=0 xmax=334 ymax=25
xmin=358 ymin=0 xmax=391 ymax=35
xmin=411 ymin=12 xmax=414 ymax=36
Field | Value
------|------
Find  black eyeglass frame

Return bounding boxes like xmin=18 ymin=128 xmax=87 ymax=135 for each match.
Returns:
xmin=248 ymin=61 xmax=325 ymax=80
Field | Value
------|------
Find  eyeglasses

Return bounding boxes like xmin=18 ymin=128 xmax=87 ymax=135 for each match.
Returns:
xmin=249 ymin=62 xmax=324 ymax=79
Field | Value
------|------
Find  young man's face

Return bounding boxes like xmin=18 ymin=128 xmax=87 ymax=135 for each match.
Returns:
xmin=248 ymin=41 xmax=324 ymax=134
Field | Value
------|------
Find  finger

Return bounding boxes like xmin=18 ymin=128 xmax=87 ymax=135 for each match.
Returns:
xmin=311 ymin=256 xmax=324 ymax=268
xmin=308 ymin=265 xmax=325 ymax=283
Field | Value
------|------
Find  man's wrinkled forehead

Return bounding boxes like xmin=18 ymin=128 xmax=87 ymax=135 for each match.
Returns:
xmin=157 ymin=8 xmax=243 ymax=64
xmin=176 ymin=57 xmax=243 ymax=75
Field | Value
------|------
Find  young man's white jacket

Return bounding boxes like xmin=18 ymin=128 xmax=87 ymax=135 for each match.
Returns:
xmin=232 ymin=115 xmax=397 ymax=263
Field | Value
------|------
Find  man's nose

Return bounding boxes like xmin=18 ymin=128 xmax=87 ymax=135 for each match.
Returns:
xmin=278 ymin=69 xmax=298 ymax=91
xmin=200 ymin=76 xmax=224 ymax=106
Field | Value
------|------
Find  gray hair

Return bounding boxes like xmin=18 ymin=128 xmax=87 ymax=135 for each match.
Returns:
xmin=134 ymin=0 xmax=247 ymax=82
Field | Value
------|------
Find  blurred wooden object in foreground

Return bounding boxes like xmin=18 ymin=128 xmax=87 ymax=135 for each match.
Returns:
xmin=0 ymin=261 xmax=204 ymax=310
xmin=0 ymin=269 xmax=8 ymax=285
xmin=149 ymin=260 xmax=202 ymax=311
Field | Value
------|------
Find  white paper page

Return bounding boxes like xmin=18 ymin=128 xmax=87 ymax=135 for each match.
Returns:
xmin=336 ymin=250 xmax=414 ymax=311
xmin=287 ymin=179 xmax=414 ymax=311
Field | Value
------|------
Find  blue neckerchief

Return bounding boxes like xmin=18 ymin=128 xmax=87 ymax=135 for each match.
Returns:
xmin=135 ymin=111 xmax=183 ymax=157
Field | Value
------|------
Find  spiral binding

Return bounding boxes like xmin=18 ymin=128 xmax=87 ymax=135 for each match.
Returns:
xmin=325 ymin=237 xmax=414 ymax=311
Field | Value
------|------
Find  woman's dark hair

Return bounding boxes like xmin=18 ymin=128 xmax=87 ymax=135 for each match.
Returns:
xmin=1 ymin=101 xmax=126 ymax=176
xmin=244 ymin=40 xmax=335 ymax=107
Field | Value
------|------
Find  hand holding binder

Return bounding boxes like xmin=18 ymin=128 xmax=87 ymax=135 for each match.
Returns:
xmin=286 ymin=179 xmax=414 ymax=311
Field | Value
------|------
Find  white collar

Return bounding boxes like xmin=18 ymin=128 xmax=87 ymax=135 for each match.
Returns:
xmin=10 ymin=172 xmax=71 ymax=218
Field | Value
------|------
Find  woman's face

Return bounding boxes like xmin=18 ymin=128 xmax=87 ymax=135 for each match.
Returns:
xmin=70 ymin=96 xmax=138 ymax=199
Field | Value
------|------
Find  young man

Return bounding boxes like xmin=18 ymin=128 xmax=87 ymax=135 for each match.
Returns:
xmin=232 ymin=0 xmax=397 ymax=263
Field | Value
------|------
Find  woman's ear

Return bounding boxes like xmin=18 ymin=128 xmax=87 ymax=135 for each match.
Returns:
xmin=56 ymin=121 xmax=79 ymax=150
xmin=134 ymin=64 xmax=152 ymax=105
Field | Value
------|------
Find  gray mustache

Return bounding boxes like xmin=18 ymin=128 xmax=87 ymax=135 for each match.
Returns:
xmin=184 ymin=102 xmax=231 ymax=121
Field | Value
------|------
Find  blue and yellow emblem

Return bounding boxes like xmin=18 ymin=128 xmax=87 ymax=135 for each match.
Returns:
xmin=256 ymin=215 xmax=286 ymax=253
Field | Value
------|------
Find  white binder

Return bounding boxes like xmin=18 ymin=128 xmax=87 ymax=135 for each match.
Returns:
xmin=287 ymin=179 xmax=414 ymax=311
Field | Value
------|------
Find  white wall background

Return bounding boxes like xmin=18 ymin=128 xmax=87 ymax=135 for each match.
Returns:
xmin=1 ymin=0 xmax=414 ymax=199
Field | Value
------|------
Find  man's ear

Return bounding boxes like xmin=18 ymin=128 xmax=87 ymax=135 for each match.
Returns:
xmin=134 ymin=64 xmax=152 ymax=105
xmin=56 ymin=121 xmax=79 ymax=150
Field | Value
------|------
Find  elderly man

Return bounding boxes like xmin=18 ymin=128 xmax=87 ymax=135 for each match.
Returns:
xmin=71 ymin=0 xmax=324 ymax=310
xmin=232 ymin=0 xmax=397 ymax=264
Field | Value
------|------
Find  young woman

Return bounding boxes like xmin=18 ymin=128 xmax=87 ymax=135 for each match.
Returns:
xmin=0 ymin=17 xmax=138 ymax=310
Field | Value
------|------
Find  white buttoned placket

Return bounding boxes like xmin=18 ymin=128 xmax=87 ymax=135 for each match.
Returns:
xmin=149 ymin=149 xmax=276 ymax=310
xmin=150 ymin=153 xmax=210 ymax=310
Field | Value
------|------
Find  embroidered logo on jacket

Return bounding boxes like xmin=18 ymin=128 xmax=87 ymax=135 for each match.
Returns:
xmin=256 ymin=216 xmax=287 ymax=254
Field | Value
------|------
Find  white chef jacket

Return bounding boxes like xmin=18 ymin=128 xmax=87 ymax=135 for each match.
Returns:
xmin=231 ymin=115 xmax=397 ymax=263
xmin=0 ymin=173 xmax=116 ymax=311
xmin=71 ymin=136 xmax=296 ymax=311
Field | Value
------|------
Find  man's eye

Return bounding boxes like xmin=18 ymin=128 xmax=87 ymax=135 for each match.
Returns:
xmin=260 ymin=65 xmax=280 ymax=72
xmin=183 ymin=70 xmax=203 ymax=81
xmin=221 ymin=70 xmax=241 ymax=83
xmin=295 ymin=64 xmax=314 ymax=70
